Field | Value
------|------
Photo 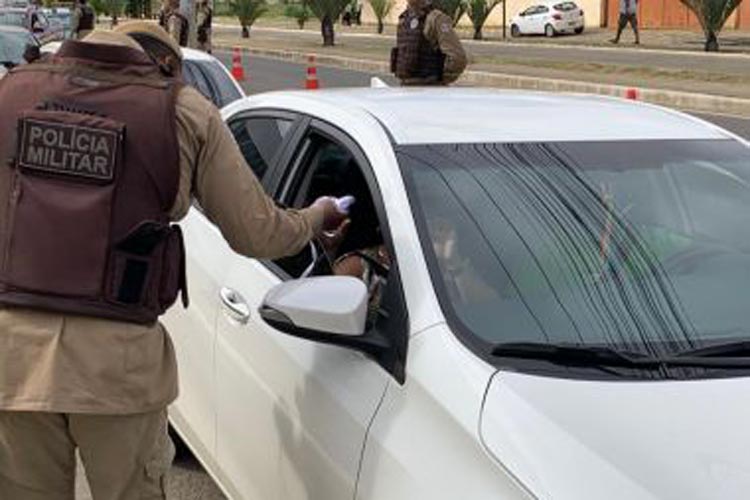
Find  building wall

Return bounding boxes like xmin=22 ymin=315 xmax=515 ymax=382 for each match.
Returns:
xmin=360 ymin=0 xmax=603 ymax=28
xmin=361 ymin=0 xmax=750 ymax=30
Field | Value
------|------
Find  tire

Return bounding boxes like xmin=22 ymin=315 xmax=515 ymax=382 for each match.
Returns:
xmin=545 ymin=24 xmax=556 ymax=37
xmin=574 ymin=26 xmax=584 ymax=34
xmin=511 ymin=24 xmax=521 ymax=37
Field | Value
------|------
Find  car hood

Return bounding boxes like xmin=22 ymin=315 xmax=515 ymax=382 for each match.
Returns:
xmin=480 ymin=372 xmax=750 ymax=500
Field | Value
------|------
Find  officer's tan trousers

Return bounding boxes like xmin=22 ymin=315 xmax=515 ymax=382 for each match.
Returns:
xmin=0 ymin=409 xmax=174 ymax=500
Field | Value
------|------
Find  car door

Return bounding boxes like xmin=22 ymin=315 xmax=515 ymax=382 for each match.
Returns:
xmin=165 ymin=110 xmax=300 ymax=471
xmin=214 ymin=120 xmax=406 ymax=500
xmin=533 ymin=5 xmax=551 ymax=32
xmin=517 ymin=6 xmax=538 ymax=33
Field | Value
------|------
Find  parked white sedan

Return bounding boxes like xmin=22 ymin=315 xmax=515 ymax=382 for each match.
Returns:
xmin=511 ymin=1 xmax=585 ymax=37
xmin=165 ymin=87 xmax=750 ymax=500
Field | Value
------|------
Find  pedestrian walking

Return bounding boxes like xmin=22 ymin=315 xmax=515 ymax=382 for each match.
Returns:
xmin=610 ymin=0 xmax=639 ymax=45
xmin=70 ymin=0 xmax=96 ymax=39
xmin=0 ymin=22 xmax=347 ymax=500
xmin=390 ymin=0 xmax=467 ymax=86
xmin=196 ymin=0 xmax=213 ymax=53
xmin=161 ymin=0 xmax=189 ymax=47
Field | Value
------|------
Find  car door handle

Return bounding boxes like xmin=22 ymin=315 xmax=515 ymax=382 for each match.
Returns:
xmin=220 ymin=287 xmax=251 ymax=324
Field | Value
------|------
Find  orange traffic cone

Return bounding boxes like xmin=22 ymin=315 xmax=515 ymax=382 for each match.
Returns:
xmin=625 ymin=88 xmax=638 ymax=100
xmin=305 ymin=55 xmax=319 ymax=90
xmin=231 ymin=47 xmax=245 ymax=82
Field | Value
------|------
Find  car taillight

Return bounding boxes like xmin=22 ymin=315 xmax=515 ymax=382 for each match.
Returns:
xmin=552 ymin=13 xmax=562 ymax=20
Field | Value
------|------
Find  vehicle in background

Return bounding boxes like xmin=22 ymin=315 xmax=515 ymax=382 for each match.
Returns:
xmin=511 ymin=1 xmax=584 ymax=37
xmin=42 ymin=6 xmax=71 ymax=38
xmin=41 ymin=42 xmax=245 ymax=109
xmin=0 ymin=24 xmax=39 ymax=71
xmin=165 ymin=86 xmax=750 ymax=500
xmin=0 ymin=6 xmax=64 ymax=44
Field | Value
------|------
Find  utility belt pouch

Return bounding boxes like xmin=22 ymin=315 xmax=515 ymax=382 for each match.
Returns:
xmin=2 ymin=109 xmax=123 ymax=298
xmin=108 ymin=221 xmax=188 ymax=319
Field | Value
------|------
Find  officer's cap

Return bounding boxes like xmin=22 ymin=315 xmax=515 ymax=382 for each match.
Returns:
xmin=113 ymin=21 xmax=182 ymax=63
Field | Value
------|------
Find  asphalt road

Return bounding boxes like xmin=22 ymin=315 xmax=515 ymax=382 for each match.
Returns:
xmin=75 ymin=52 xmax=750 ymax=500
xmin=213 ymin=50 xmax=750 ymax=140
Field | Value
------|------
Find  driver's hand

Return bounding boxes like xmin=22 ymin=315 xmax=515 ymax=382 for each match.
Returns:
xmin=312 ymin=196 xmax=348 ymax=232
xmin=318 ymin=218 xmax=351 ymax=256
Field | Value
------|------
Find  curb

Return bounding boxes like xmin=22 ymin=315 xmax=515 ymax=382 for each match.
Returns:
xmin=216 ymin=44 xmax=750 ymax=116
xmin=213 ymin=24 xmax=750 ymax=60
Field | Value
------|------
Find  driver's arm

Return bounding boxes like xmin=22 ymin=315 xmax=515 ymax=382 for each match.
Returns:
xmin=171 ymin=86 xmax=334 ymax=259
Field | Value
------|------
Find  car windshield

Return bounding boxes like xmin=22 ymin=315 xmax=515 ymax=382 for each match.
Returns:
xmin=183 ymin=59 xmax=242 ymax=108
xmin=0 ymin=29 xmax=31 ymax=64
xmin=399 ymin=139 xmax=750 ymax=362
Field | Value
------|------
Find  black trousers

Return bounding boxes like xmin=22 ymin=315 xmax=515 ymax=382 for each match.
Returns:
xmin=615 ymin=13 xmax=639 ymax=40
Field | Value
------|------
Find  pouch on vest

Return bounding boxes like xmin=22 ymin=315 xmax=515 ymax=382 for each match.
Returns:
xmin=3 ymin=109 xmax=123 ymax=298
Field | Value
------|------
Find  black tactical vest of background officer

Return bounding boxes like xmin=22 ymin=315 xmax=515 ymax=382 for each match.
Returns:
xmin=391 ymin=6 xmax=446 ymax=81
xmin=77 ymin=5 xmax=95 ymax=32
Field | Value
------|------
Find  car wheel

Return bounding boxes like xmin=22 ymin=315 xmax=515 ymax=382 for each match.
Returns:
xmin=511 ymin=24 xmax=521 ymax=37
xmin=545 ymin=24 xmax=556 ymax=37
xmin=574 ymin=26 xmax=584 ymax=34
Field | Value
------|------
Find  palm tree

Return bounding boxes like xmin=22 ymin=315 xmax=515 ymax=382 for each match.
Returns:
xmin=466 ymin=0 xmax=500 ymax=39
xmin=106 ymin=0 xmax=126 ymax=25
xmin=308 ymin=0 xmax=350 ymax=45
xmin=680 ymin=0 xmax=742 ymax=51
xmin=230 ymin=0 xmax=268 ymax=37
xmin=433 ymin=0 xmax=466 ymax=26
xmin=369 ymin=0 xmax=394 ymax=33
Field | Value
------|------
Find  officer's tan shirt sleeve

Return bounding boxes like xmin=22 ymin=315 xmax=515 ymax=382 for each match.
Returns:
xmin=171 ymin=86 xmax=324 ymax=259
xmin=424 ymin=10 xmax=467 ymax=84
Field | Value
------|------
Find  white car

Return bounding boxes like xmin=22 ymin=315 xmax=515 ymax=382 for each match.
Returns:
xmin=165 ymin=87 xmax=750 ymax=500
xmin=511 ymin=1 xmax=585 ymax=37
xmin=39 ymin=42 xmax=244 ymax=109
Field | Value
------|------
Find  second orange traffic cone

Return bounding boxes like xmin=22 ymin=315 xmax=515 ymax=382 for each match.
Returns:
xmin=305 ymin=55 xmax=319 ymax=90
xmin=231 ymin=47 xmax=245 ymax=82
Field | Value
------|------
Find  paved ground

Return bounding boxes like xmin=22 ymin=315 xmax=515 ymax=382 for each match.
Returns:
xmin=213 ymin=25 xmax=750 ymax=99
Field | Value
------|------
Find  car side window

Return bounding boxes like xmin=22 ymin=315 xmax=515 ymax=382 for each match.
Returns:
xmin=229 ymin=117 xmax=293 ymax=181
xmin=538 ymin=5 xmax=549 ymax=13
xmin=182 ymin=61 xmax=218 ymax=107
xmin=522 ymin=6 xmax=537 ymax=15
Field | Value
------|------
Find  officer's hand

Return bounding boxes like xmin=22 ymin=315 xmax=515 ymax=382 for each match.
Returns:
xmin=318 ymin=218 xmax=351 ymax=256
xmin=312 ymin=196 xmax=348 ymax=233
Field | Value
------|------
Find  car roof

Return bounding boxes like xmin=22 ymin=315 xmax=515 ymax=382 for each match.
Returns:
xmin=252 ymin=88 xmax=728 ymax=145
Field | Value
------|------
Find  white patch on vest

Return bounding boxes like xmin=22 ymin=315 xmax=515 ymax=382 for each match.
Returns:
xmin=440 ymin=22 xmax=450 ymax=33
xmin=410 ymin=18 xmax=420 ymax=29
xmin=18 ymin=119 xmax=119 ymax=181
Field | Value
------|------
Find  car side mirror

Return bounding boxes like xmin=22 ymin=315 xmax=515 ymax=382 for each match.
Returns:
xmin=261 ymin=276 xmax=368 ymax=336
xmin=260 ymin=276 xmax=391 ymax=356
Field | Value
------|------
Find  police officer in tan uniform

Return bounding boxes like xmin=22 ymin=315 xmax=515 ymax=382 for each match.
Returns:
xmin=159 ymin=0 xmax=189 ymax=47
xmin=0 ymin=22 xmax=347 ymax=499
xmin=391 ymin=0 xmax=467 ymax=85
xmin=70 ymin=0 xmax=96 ymax=40
xmin=195 ymin=0 xmax=213 ymax=53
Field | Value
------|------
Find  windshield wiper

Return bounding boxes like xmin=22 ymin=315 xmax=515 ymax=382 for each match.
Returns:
xmin=490 ymin=342 xmax=750 ymax=370
xmin=490 ymin=342 xmax=662 ymax=369
xmin=675 ymin=340 xmax=750 ymax=359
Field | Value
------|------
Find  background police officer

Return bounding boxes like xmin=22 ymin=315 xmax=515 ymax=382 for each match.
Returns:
xmin=391 ymin=0 xmax=467 ymax=86
xmin=195 ymin=0 xmax=213 ymax=53
xmin=0 ymin=22 xmax=346 ymax=499
xmin=160 ymin=0 xmax=189 ymax=47
xmin=70 ymin=0 xmax=96 ymax=40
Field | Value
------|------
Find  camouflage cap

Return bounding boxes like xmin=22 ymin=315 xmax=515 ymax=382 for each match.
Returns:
xmin=113 ymin=20 xmax=182 ymax=62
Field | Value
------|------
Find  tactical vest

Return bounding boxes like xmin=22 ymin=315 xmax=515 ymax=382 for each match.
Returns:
xmin=0 ymin=41 xmax=188 ymax=324
xmin=392 ymin=7 xmax=445 ymax=81
xmin=166 ymin=11 xmax=189 ymax=47
xmin=77 ymin=5 xmax=95 ymax=32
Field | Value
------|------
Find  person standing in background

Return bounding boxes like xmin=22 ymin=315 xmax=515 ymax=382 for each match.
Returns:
xmin=70 ymin=0 xmax=96 ymax=40
xmin=610 ymin=0 xmax=639 ymax=45
xmin=195 ymin=0 xmax=212 ymax=53
xmin=390 ymin=0 xmax=467 ymax=86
